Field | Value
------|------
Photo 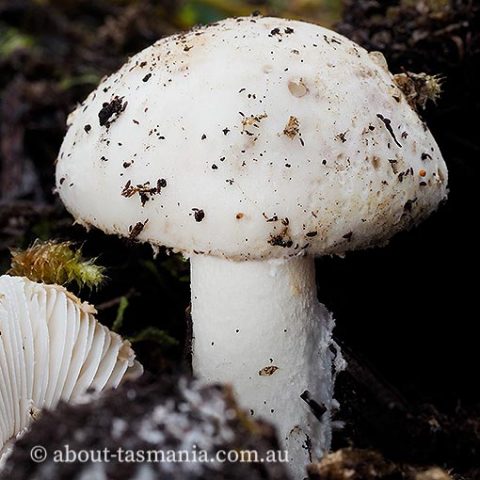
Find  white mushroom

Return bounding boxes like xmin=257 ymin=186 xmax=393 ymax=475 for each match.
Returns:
xmin=0 ymin=275 xmax=142 ymax=464
xmin=55 ymin=16 xmax=448 ymax=478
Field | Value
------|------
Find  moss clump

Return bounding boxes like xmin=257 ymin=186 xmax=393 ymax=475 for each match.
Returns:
xmin=8 ymin=240 xmax=105 ymax=289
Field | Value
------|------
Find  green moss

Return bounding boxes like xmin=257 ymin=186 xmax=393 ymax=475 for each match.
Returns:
xmin=8 ymin=240 xmax=105 ymax=290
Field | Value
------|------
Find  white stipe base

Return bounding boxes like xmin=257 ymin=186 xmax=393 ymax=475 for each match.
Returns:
xmin=191 ymin=255 xmax=335 ymax=479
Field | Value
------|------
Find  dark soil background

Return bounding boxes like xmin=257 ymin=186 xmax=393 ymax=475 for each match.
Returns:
xmin=0 ymin=0 xmax=478 ymax=478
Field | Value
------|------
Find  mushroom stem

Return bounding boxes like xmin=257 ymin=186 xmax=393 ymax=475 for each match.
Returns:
xmin=191 ymin=254 xmax=335 ymax=478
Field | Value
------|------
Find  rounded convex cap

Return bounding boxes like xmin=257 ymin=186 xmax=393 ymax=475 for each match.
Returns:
xmin=56 ymin=16 xmax=448 ymax=261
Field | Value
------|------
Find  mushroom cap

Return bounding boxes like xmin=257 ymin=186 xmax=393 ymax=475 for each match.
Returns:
xmin=0 ymin=275 xmax=142 ymax=462
xmin=56 ymin=16 xmax=448 ymax=261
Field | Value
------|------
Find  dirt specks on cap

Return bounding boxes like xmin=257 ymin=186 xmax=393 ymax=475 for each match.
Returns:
xmin=283 ymin=116 xmax=300 ymax=139
xmin=259 ymin=366 xmax=279 ymax=376
xmin=129 ymin=219 xmax=148 ymax=239
xmin=268 ymin=227 xmax=293 ymax=248
xmin=376 ymin=114 xmax=402 ymax=148
xmin=192 ymin=208 xmax=205 ymax=222
xmin=98 ymin=96 xmax=127 ymax=128
xmin=121 ymin=179 xmax=167 ymax=206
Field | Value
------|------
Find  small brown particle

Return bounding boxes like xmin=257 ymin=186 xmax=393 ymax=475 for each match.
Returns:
xmin=419 ymin=169 xmax=427 ymax=177
xmin=377 ymin=114 xmax=402 ymax=148
xmin=236 ymin=213 xmax=244 ymax=220
xmin=241 ymin=113 xmax=268 ymax=132
xmin=283 ymin=116 xmax=300 ymax=138
xmin=98 ymin=96 xmax=127 ymax=127
xmin=192 ymin=209 xmax=205 ymax=222
xmin=300 ymin=390 xmax=327 ymax=420
xmin=269 ymin=233 xmax=293 ymax=248
xmin=259 ymin=366 xmax=279 ymax=376
xmin=388 ymin=159 xmax=399 ymax=174
xmin=129 ymin=220 xmax=148 ymax=239
xmin=371 ymin=156 xmax=381 ymax=169
xmin=122 ymin=179 xmax=166 ymax=206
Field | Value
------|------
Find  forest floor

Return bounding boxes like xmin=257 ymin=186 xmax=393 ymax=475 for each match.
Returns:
xmin=0 ymin=1 xmax=479 ymax=478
